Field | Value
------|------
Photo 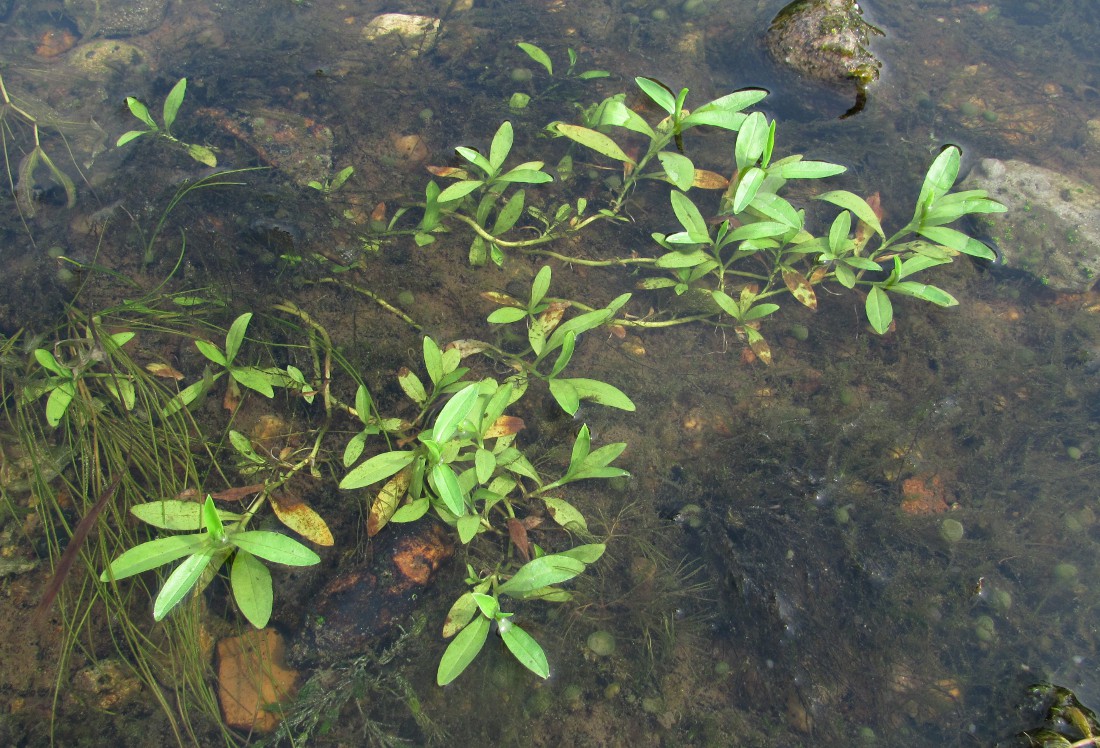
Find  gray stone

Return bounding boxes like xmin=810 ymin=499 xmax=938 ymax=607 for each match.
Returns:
xmin=65 ymin=0 xmax=169 ymax=37
xmin=765 ymin=0 xmax=882 ymax=87
xmin=961 ymin=158 xmax=1100 ymax=293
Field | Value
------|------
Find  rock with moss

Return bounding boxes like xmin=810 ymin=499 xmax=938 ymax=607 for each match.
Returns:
xmin=961 ymin=158 xmax=1100 ymax=294
xmin=765 ymin=0 xmax=883 ymax=115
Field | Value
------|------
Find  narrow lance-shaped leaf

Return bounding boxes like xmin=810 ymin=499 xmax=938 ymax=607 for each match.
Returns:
xmin=554 ymin=124 xmax=635 ymax=164
xmin=162 ymin=78 xmax=187 ymax=133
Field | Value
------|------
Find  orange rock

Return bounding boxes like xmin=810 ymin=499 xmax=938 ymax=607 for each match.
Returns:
xmin=900 ymin=474 xmax=952 ymax=516
xmin=217 ymin=628 xmax=299 ymax=733
xmin=36 ymin=29 xmax=79 ymax=58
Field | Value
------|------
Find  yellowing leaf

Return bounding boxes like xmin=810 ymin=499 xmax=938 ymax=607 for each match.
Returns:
xmin=782 ymin=269 xmax=818 ymax=311
xmin=271 ymin=491 xmax=334 ymax=546
xmin=367 ymin=467 xmax=411 ymax=537
xmin=484 ymin=415 xmax=525 ymax=439
xmin=743 ymin=326 xmax=773 ymax=366
xmin=426 ymin=165 xmax=467 ymax=179
xmin=146 ymin=362 xmax=185 ymax=380
xmin=692 ymin=169 xmax=730 ymax=189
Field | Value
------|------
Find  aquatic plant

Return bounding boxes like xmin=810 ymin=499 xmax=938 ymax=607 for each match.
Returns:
xmin=117 ymin=78 xmax=217 ymax=167
xmin=383 ymin=73 xmax=1005 ymax=359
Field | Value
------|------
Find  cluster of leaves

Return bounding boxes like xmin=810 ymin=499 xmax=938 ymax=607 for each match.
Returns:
xmin=117 ymin=77 xmax=218 ymax=167
xmin=339 ymin=274 xmax=632 ymax=682
xmin=390 ymin=51 xmax=1005 ymax=359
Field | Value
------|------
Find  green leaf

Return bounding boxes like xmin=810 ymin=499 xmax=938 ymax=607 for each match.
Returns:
xmin=735 ymin=112 xmax=769 ymax=171
xmin=231 ymin=549 xmax=273 ymax=628
xmin=658 ymin=151 xmax=695 ymax=191
xmin=487 ymin=307 xmax=528 ymax=324
xmin=471 ymin=592 xmax=499 ymax=619
xmin=474 ymin=448 xmax=496 ymax=485
xmin=732 ymin=167 xmax=766 ymax=213
xmin=778 ymin=159 xmax=846 ymax=179
xmin=568 ymin=424 xmax=591 ymax=473
xmin=186 ymin=144 xmax=218 ymax=167
xmin=917 ymin=146 xmax=961 ymax=209
xmin=230 ymin=367 xmax=276 ymax=398
xmin=340 ymin=450 xmax=417 ymax=490
xmin=132 ymin=500 xmax=241 ymax=531
xmin=45 ymin=382 xmax=75 ymax=427
xmin=817 ymin=191 xmax=884 ymax=239
xmin=489 ymin=121 xmax=513 ymax=172
xmin=492 ymin=189 xmax=526 ymax=235
xmin=530 ymin=265 xmax=552 ymax=308
xmin=655 ymin=249 xmax=710 ymax=268
xmin=749 ymin=192 xmax=803 ymax=229
xmin=670 ymin=190 xmax=709 ymax=242
xmin=101 ymin=533 xmax=211 ymax=581
xmin=398 ymin=368 xmax=428 ymax=405
xmin=541 ymin=497 xmax=589 ymax=532
xmin=828 ymin=211 xmax=852 ymax=253
xmin=550 ymin=331 xmax=575 ymax=378
xmin=593 ymin=98 xmax=655 ymax=137
xmin=431 ymin=463 xmax=468 ymax=517
xmin=423 ymin=337 xmax=443 ymax=386
xmin=153 ymin=547 xmax=218 ymax=621
xmin=500 ymin=621 xmax=549 ymax=679
xmin=432 ymin=383 xmax=481 ymax=443
xmin=917 ymin=226 xmax=996 ymax=260
xmin=391 ymin=496 xmax=430 ymax=523
xmin=442 ymin=592 xmax=480 ymax=638
xmin=634 ymin=77 xmax=676 ymax=114
xmin=162 ymin=78 xmax=187 ymax=132
xmin=125 ymin=97 xmax=158 ymax=129
xmin=457 ymin=513 xmax=481 ymax=544
xmin=865 ymin=286 xmax=893 ymax=334
xmin=194 ymin=339 xmax=227 ymax=366
xmin=710 ymin=289 xmax=742 ymax=319
xmin=564 ymin=378 xmax=635 ymax=411
xmin=437 ymin=180 xmax=484 ymax=203
xmin=116 ymin=130 xmax=150 ymax=147
xmin=548 ymin=378 xmax=580 ymax=416
xmin=554 ymin=124 xmax=635 ymax=164
xmin=888 ymin=281 xmax=958 ymax=307
xmin=230 ymin=531 xmax=321 ymax=566
xmin=496 ymin=168 xmax=553 ymax=184
xmin=437 ymin=612 xmax=490 ymax=685
xmin=497 ymin=554 xmax=587 ymax=596
xmin=517 ymin=42 xmax=553 ymax=75
xmin=201 ymin=496 xmax=225 ymax=543
xmin=558 ymin=543 xmax=606 ymax=564
xmin=226 ymin=313 xmax=253 ymax=363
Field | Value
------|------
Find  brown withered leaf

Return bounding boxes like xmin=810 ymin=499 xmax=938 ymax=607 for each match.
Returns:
xmin=608 ymin=324 xmax=627 ymax=340
xmin=206 ymin=484 xmax=266 ymax=502
xmin=479 ymin=291 xmax=522 ymax=307
xmin=223 ymin=378 xmax=242 ymax=413
xmin=808 ymin=265 xmax=829 ymax=285
xmin=782 ymin=268 xmax=818 ymax=311
xmin=507 ymin=518 xmax=531 ymax=562
xmin=744 ymin=326 xmax=773 ymax=366
xmin=484 ymin=415 xmax=524 ymax=439
xmin=692 ymin=169 xmax=730 ymax=190
xmin=425 ymin=165 xmax=467 ymax=179
xmin=146 ymin=362 xmax=184 ymax=380
xmin=537 ymin=301 xmax=571 ymax=334
xmin=271 ymin=490 xmax=334 ymax=546
xmin=367 ymin=467 xmax=411 ymax=537
xmin=370 ymin=202 xmax=387 ymax=224
xmin=446 ymin=339 xmax=491 ymax=358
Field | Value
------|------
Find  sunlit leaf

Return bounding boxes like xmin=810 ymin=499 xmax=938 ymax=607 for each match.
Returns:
xmin=437 ymin=612 xmax=490 ymax=685
xmin=231 ymin=549 xmax=273 ymax=628
xmin=500 ymin=621 xmax=549 ymax=679
xmin=554 ymin=124 xmax=635 ymax=164
xmin=271 ymin=492 xmax=334 ymax=546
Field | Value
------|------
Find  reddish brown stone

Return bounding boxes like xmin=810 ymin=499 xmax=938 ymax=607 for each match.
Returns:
xmin=216 ymin=628 xmax=298 ymax=733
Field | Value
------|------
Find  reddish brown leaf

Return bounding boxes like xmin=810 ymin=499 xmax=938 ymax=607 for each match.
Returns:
xmin=425 ymin=165 xmax=467 ymax=179
xmin=507 ymin=518 xmax=530 ymax=562
xmin=146 ymin=362 xmax=184 ymax=380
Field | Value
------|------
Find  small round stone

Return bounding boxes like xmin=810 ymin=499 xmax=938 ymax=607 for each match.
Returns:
xmin=959 ymin=101 xmax=980 ymax=117
xmin=587 ymin=630 xmax=616 ymax=657
xmin=396 ymin=290 xmax=415 ymax=308
xmin=974 ymin=615 xmax=995 ymax=642
xmin=1054 ymin=562 xmax=1079 ymax=583
xmin=789 ymin=324 xmax=809 ymax=342
xmin=981 ymin=110 xmax=998 ymax=123
xmin=1067 ymin=446 xmax=1083 ymax=460
xmin=510 ymin=67 xmax=533 ymax=83
xmin=604 ymin=682 xmax=621 ymax=699
xmin=939 ymin=518 xmax=964 ymax=544
xmin=651 ymin=8 xmax=669 ymax=21
xmin=713 ymin=660 xmax=731 ymax=677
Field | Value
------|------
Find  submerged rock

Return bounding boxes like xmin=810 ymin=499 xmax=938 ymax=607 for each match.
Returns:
xmin=765 ymin=0 xmax=883 ymax=116
xmin=961 ymin=158 xmax=1100 ymax=294
xmin=289 ymin=522 xmax=454 ymax=666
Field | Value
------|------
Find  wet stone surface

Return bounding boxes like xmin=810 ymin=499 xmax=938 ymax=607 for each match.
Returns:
xmin=289 ymin=522 xmax=454 ymax=667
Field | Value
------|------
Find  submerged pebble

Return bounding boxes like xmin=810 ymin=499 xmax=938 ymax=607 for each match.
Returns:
xmin=587 ymin=630 xmax=616 ymax=657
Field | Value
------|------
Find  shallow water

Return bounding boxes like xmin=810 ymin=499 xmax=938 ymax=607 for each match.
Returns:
xmin=2 ymin=0 xmax=1100 ymax=745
